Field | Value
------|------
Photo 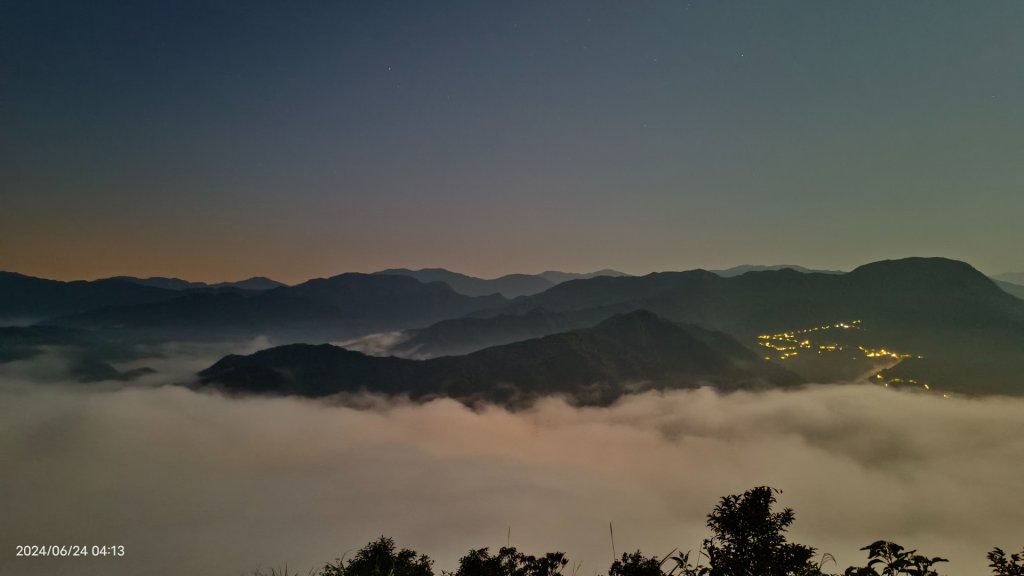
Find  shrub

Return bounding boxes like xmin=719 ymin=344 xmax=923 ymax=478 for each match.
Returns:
xmin=988 ymin=548 xmax=1024 ymax=576
xmin=320 ymin=536 xmax=433 ymax=576
xmin=607 ymin=551 xmax=665 ymax=576
xmin=452 ymin=546 xmax=567 ymax=576
xmin=696 ymin=486 xmax=822 ymax=576
xmin=843 ymin=541 xmax=946 ymax=576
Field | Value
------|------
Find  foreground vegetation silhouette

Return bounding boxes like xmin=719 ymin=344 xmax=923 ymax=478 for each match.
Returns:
xmin=249 ymin=487 xmax=1023 ymax=576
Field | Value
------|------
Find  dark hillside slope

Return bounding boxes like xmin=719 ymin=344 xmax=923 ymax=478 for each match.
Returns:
xmin=389 ymin=307 xmax=618 ymax=358
xmin=198 ymin=310 xmax=801 ymax=406
xmin=458 ymin=258 xmax=1024 ymax=394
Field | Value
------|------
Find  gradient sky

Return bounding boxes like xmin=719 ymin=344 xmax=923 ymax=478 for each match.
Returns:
xmin=2 ymin=1 xmax=1022 ymax=283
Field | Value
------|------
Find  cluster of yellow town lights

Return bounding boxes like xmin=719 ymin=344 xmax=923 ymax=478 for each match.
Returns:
xmin=757 ymin=320 xmax=863 ymax=361
xmin=757 ymin=320 xmax=935 ymax=394
xmin=874 ymin=373 xmax=936 ymax=393
xmin=859 ymin=346 xmax=912 ymax=360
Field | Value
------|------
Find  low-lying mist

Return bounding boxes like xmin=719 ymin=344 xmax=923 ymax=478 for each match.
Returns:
xmin=1 ymin=347 xmax=1022 ymax=576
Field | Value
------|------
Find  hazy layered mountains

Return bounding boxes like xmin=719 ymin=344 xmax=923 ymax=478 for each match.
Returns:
xmin=360 ymin=258 xmax=1024 ymax=394
xmin=495 ymin=258 xmax=1023 ymax=332
xmin=49 ymin=273 xmax=507 ymax=341
xmin=111 ymin=276 xmax=285 ymax=291
xmin=368 ymin=308 xmax=609 ymax=358
xmin=2 ymin=266 xmax=618 ymax=326
xmin=994 ymin=272 xmax=1024 ymax=285
xmin=0 ymin=272 xmax=180 ymax=322
xmin=198 ymin=310 xmax=801 ymax=407
xmin=711 ymin=264 xmax=845 ymax=276
xmin=0 ymin=325 xmax=157 ymax=381
xmin=994 ymin=279 xmax=1024 ymax=300
xmin=373 ymin=268 xmax=629 ymax=298
xmin=4 ymin=258 xmax=1023 ymax=396
xmin=0 ymin=271 xmax=286 ymax=323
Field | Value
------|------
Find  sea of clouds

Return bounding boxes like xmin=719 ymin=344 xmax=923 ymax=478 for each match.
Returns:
xmin=1 ymin=346 xmax=1022 ymax=576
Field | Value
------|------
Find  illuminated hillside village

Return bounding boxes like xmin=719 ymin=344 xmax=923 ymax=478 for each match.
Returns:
xmin=756 ymin=320 xmax=945 ymax=396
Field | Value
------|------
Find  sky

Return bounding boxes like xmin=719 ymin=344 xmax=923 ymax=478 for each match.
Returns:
xmin=2 ymin=1 xmax=1023 ymax=283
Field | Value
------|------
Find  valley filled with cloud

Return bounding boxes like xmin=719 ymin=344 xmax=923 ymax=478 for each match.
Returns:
xmin=2 ymin=349 xmax=1021 ymax=576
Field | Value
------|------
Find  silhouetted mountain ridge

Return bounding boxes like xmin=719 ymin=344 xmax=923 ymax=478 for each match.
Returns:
xmin=110 ymin=275 xmax=286 ymax=291
xmin=51 ymin=273 xmax=507 ymax=341
xmin=993 ymin=271 xmax=1024 ymax=285
xmin=407 ymin=258 xmax=1024 ymax=394
xmin=994 ymin=280 xmax=1024 ymax=301
xmin=198 ymin=310 xmax=801 ymax=406
xmin=0 ymin=271 xmax=180 ymax=321
xmin=373 ymin=268 xmax=629 ymax=298
xmin=7 ymin=258 xmax=1024 ymax=394
xmin=502 ymin=258 xmax=1022 ymax=331
xmin=536 ymin=269 xmax=631 ymax=284
xmin=712 ymin=264 xmax=844 ymax=277
xmin=382 ymin=308 xmax=607 ymax=358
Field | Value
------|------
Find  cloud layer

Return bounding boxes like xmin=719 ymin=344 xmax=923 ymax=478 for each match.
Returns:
xmin=1 ymin=360 xmax=1023 ymax=576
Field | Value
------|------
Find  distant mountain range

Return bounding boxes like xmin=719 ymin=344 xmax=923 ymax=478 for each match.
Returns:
xmin=50 ymin=273 xmax=507 ymax=342
xmin=994 ymin=279 xmax=1024 ymax=300
xmin=497 ymin=258 xmax=1022 ymax=332
xmin=712 ymin=265 xmax=1023 ymax=302
xmin=5 ymin=264 xmax=1016 ymax=328
xmin=993 ymin=272 xmax=1024 ymax=285
xmin=373 ymin=268 xmax=629 ymax=298
xmin=355 ymin=258 xmax=1024 ymax=394
xmin=110 ymin=276 xmax=285 ymax=291
xmin=0 ymin=272 xmax=286 ymax=323
xmin=711 ymin=264 xmax=845 ymax=276
xmin=4 ymin=258 xmax=1023 ymax=396
xmin=197 ymin=310 xmax=801 ymax=407
xmin=0 ymin=271 xmax=180 ymax=322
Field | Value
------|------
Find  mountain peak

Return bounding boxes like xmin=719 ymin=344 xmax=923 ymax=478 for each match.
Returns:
xmin=595 ymin=309 xmax=670 ymax=329
xmin=713 ymin=264 xmax=844 ymax=277
xmin=849 ymin=257 xmax=991 ymax=285
xmin=197 ymin=308 xmax=800 ymax=406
